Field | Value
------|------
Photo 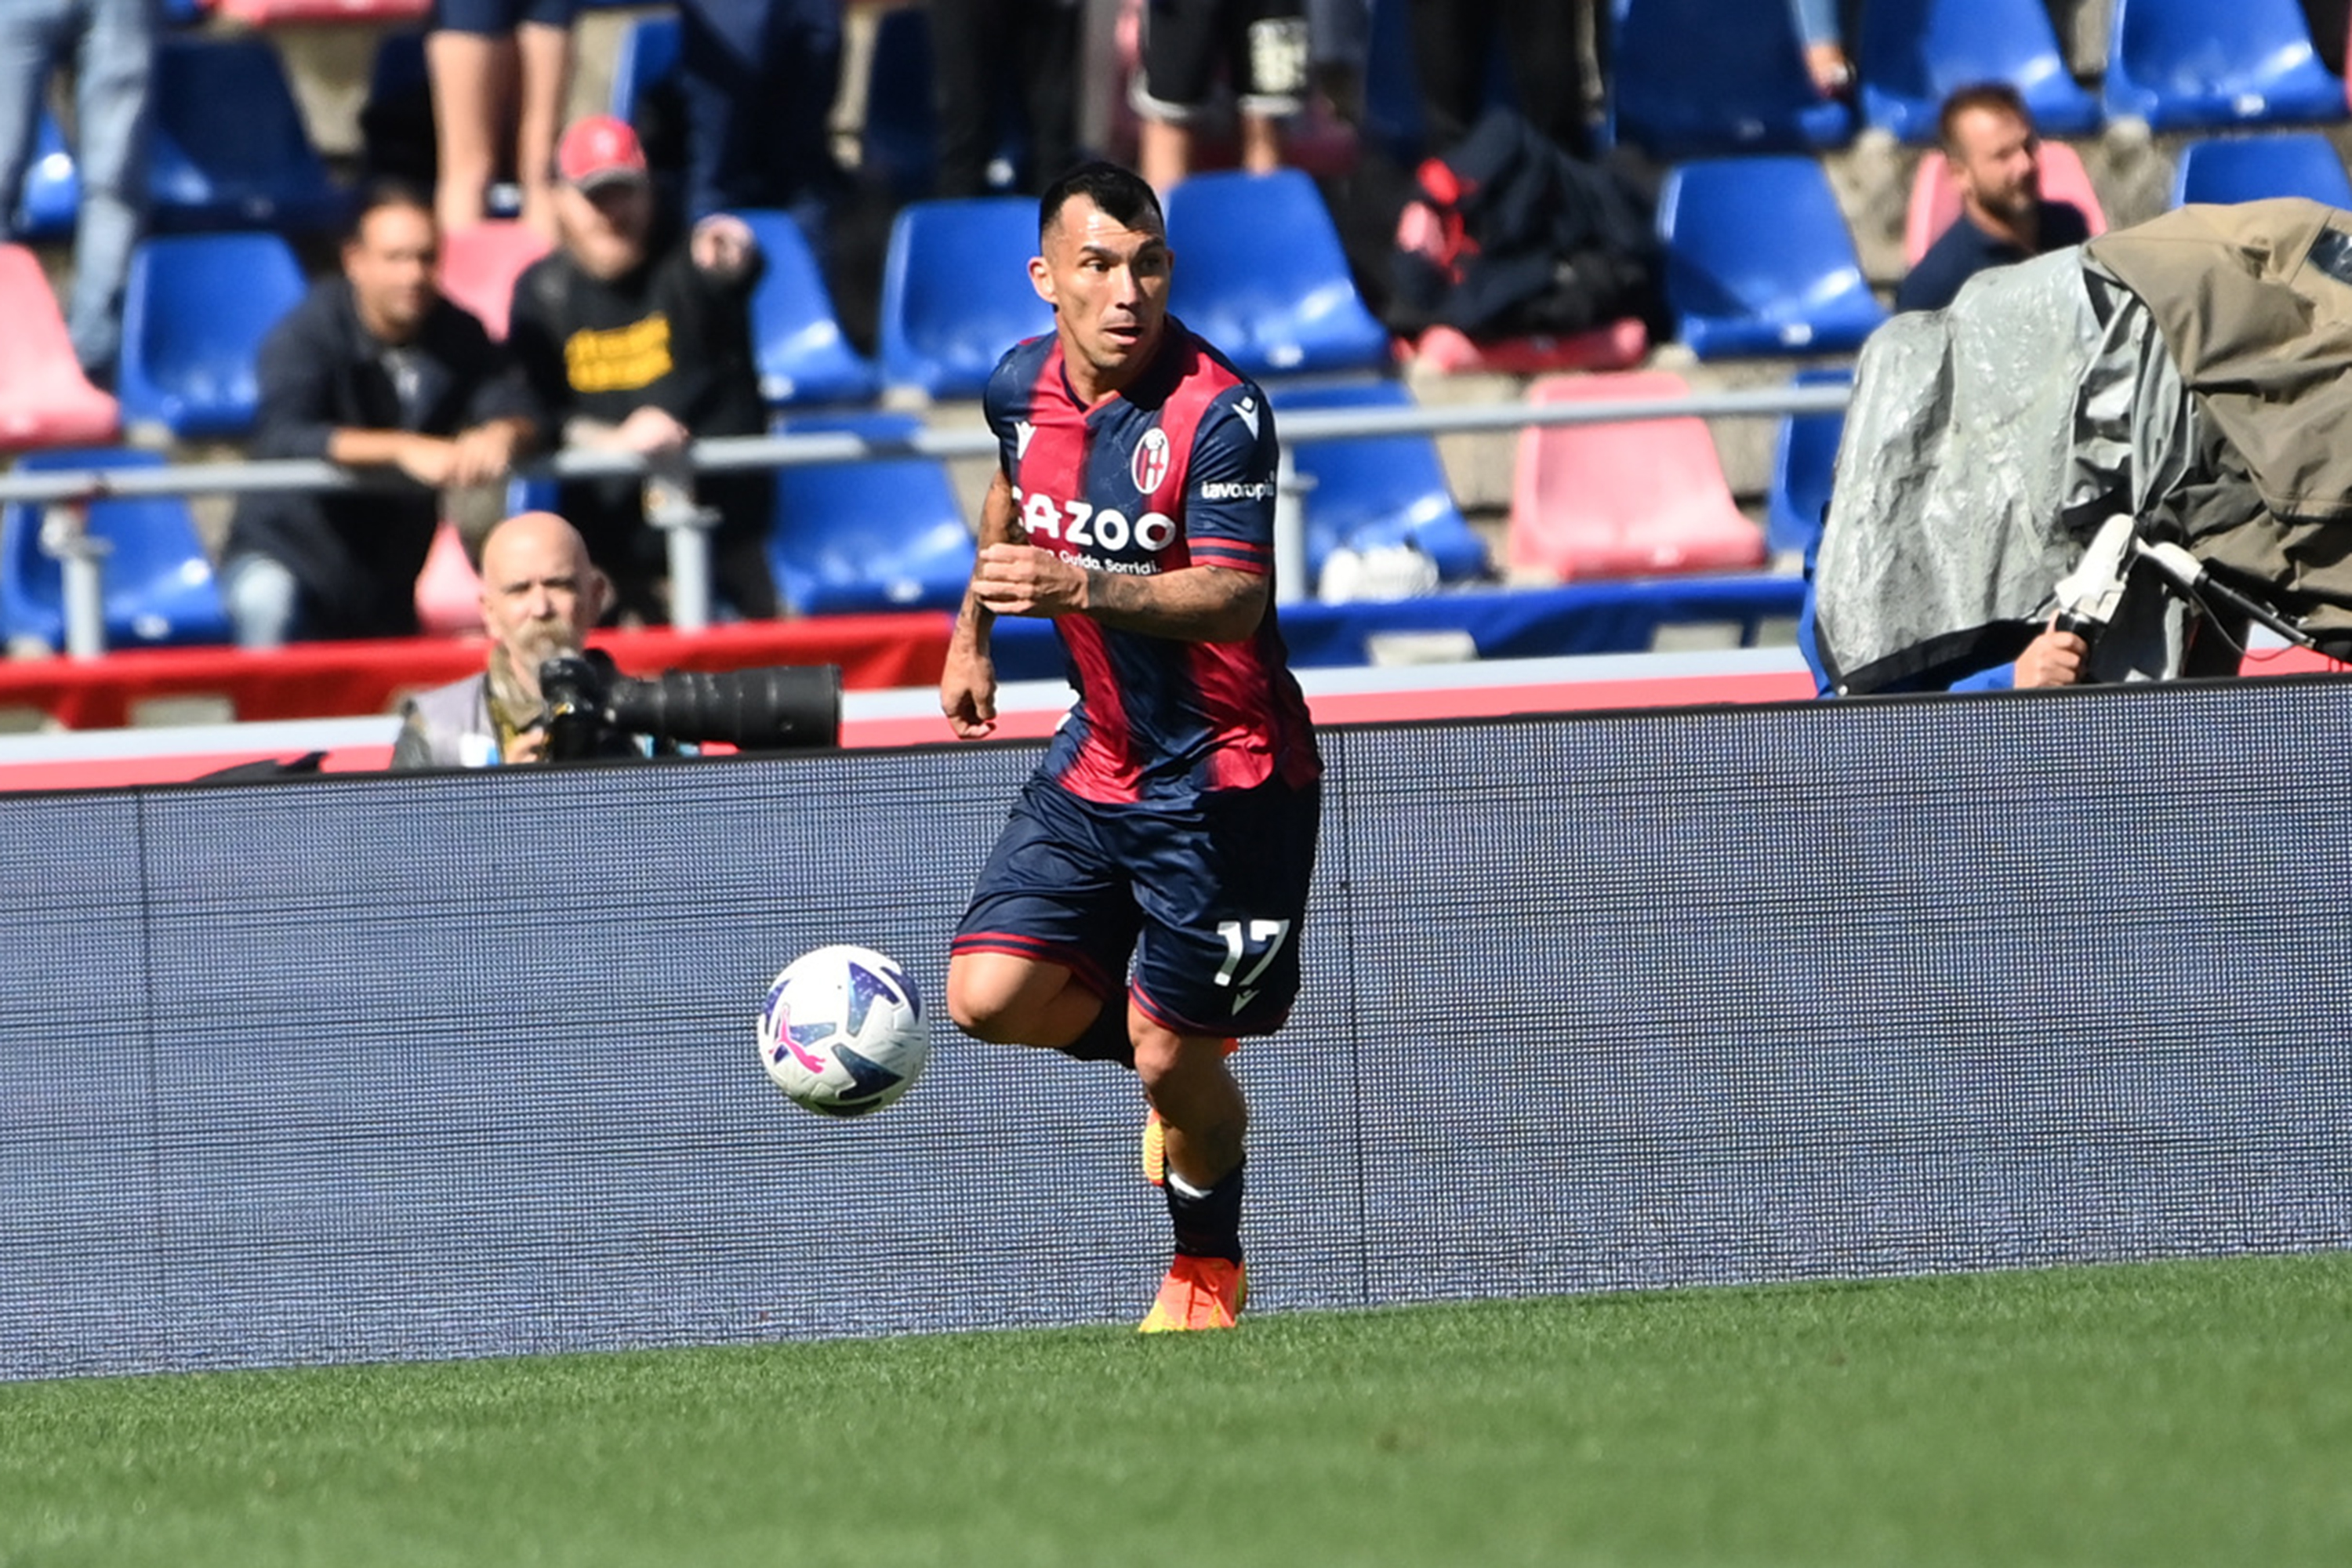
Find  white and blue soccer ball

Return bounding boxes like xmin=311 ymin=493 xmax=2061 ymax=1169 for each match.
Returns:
xmin=757 ymin=944 xmax=930 ymax=1118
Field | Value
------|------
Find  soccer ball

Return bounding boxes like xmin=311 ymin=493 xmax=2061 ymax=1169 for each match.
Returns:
xmin=757 ymin=944 xmax=930 ymax=1118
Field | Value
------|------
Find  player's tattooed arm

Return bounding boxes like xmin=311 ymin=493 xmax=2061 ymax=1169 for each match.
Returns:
xmin=942 ymin=470 xmax=1021 ymax=738
xmin=971 ymin=543 xmax=1268 ymax=643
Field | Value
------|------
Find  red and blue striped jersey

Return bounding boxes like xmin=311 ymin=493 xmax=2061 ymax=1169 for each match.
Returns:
xmin=985 ymin=321 xmax=1321 ymax=805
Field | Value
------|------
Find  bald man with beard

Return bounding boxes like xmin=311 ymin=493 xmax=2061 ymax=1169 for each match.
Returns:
xmin=392 ymin=510 xmax=616 ymax=768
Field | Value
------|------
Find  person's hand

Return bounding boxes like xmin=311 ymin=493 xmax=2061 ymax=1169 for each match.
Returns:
xmin=391 ymin=434 xmax=459 ymax=488
xmin=2015 ymin=619 xmax=2089 ymax=688
xmin=971 ymin=543 xmax=1086 ymax=618
xmin=690 ymin=213 xmax=757 ymax=281
xmin=1804 ymin=41 xmax=1853 ymax=99
xmin=940 ymin=637 xmax=998 ymax=739
xmin=448 ymin=423 xmax=520 ymax=488
xmin=505 ymin=722 xmax=550 ymax=764
xmin=612 ymin=405 xmax=691 ymax=456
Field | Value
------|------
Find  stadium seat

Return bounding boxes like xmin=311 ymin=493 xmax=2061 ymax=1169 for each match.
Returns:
xmin=877 ymin=197 xmax=1053 ymax=401
xmin=437 ymin=221 xmax=551 ymax=341
xmin=608 ymin=11 xmax=680 ymax=123
xmin=1279 ymin=380 xmax=1488 ymax=592
xmin=0 ymin=447 xmax=231 ymax=649
xmin=1656 ymin=156 xmax=1885 ymax=360
xmin=115 ymin=232 xmax=306 ymax=441
xmin=2172 ymin=132 xmax=2352 ymax=207
xmin=767 ymin=412 xmax=975 ymax=615
xmin=1904 ymin=139 xmax=2107 ymax=265
xmin=1610 ymin=0 xmax=1853 ymax=160
xmin=738 ymin=208 xmax=877 ymax=407
xmin=2103 ymin=0 xmax=2346 ymax=132
xmin=1400 ymin=320 xmax=1649 ymax=377
xmin=1766 ymin=366 xmax=1849 ymax=558
xmin=0 ymin=245 xmax=118 ymax=452
xmin=1857 ymin=0 xmax=2101 ymax=143
xmin=1163 ymin=169 xmax=1390 ymax=378
xmin=1508 ymin=370 xmax=1766 ymax=581
xmin=413 ymin=521 xmax=484 ymax=637
xmin=149 ymin=37 xmax=348 ymax=232
xmin=12 ymin=114 xmax=78 ymax=241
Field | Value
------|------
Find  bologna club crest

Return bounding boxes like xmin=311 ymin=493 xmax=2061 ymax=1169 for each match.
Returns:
xmin=1131 ymin=427 xmax=1171 ymax=495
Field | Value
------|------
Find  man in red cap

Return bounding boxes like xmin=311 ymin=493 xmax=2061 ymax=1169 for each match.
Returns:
xmin=506 ymin=113 xmax=779 ymax=625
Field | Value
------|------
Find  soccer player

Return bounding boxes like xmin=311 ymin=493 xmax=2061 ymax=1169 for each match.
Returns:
xmin=941 ymin=161 xmax=1322 ymax=1333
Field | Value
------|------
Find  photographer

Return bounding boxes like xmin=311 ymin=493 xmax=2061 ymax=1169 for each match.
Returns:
xmin=392 ymin=510 xmax=647 ymax=768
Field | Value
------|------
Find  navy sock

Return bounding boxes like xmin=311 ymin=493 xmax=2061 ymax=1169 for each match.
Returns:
xmin=1165 ymin=1157 xmax=1245 ymax=1263
xmin=1057 ymin=993 xmax=1134 ymax=1069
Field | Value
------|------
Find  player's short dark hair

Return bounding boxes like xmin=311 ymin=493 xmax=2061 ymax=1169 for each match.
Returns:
xmin=1039 ymin=161 xmax=1164 ymax=245
xmin=1937 ymin=82 xmax=2034 ymax=152
xmin=345 ymin=178 xmax=436 ymax=245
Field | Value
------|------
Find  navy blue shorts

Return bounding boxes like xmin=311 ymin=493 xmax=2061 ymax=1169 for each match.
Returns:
xmin=953 ymin=774 xmax=1321 ymax=1039
xmin=432 ymin=0 xmax=578 ymax=37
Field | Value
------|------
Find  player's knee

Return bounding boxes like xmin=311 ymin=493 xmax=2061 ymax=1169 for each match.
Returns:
xmin=945 ymin=953 xmax=1054 ymax=1043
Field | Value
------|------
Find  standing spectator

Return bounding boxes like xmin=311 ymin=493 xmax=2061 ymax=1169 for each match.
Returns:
xmin=1133 ymin=0 xmax=1311 ymax=191
xmin=1407 ymin=0 xmax=1598 ymax=160
xmin=676 ymin=0 xmax=843 ymax=241
xmin=931 ymin=0 xmax=1079 ymax=198
xmin=0 ymin=0 xmax=154 ymax=385
xmin=426 ymin=0 xmax=576 ymax=239
xmin=222 ymin=182 xmax=541 ymax=648
xmin=506 ymin=114 xmax=779 ymax=624
xmin=1895 ymin=83 xmax=2090 ymax=314
xmin=1790 ymin=0 xmax=1854 ymax=103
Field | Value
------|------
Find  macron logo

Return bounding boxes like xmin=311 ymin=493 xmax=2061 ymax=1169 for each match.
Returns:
xmin=1232 ymin=397 xmax=1259 ymax=439
xmin=1015 ymin=420 xmax=1036 ymax=458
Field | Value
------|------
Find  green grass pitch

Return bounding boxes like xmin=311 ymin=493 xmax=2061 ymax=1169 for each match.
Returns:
xmin=4 ymin=1252 xmax=2348 ymax=1566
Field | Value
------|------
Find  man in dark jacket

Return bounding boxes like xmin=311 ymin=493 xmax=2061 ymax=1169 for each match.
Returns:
xmin=221 ymin=181 xmax=541 ymax=647
xmin=506 ymin=113 xmax=778 ymax=623
xmin=1896 ymin=83 xmax=2091 ymax=315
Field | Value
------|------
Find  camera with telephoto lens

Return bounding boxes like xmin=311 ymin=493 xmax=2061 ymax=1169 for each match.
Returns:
xmin=538 ymin=652 xmax=842 ymax=761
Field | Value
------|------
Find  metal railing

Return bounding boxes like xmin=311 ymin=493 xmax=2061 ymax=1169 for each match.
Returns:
xmin=0 ymin=382 xmax=1853 ymax=657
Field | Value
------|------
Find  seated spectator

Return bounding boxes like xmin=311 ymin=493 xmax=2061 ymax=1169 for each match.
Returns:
xmin=506 ymin=114 xmax=778 ymax=624
xmin=0 ymin=0 xmax=155 ymax=386
xmin=222 ymin=182 xmax=540 ymax=648
xmin=1896 ymin=82 xmax=2091 ymax=314
xmin=391 ymin=508 xmax=615 ymax=767
xmin=1134 ymin=0 xmax=1311 ymax=191
xmin=426 ymin=0 xmax=577 ymax=239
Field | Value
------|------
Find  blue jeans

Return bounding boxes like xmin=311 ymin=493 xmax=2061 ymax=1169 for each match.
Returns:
xmin=0 ymin=0 xmax=155 ymax=376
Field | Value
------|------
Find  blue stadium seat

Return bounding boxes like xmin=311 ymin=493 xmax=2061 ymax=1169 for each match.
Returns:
xmin=0 ymin=448 xmax=231 ymax=649
xmin=12 ymin=114 xmax=78 ymax=241
xmin=608 ymin=12 xmax=680 ymax=123
xmin=1610 ymin=0 xmax=1852 ymax=160
xmin=2172 ymin=132 xmax=2352 ymax=207
xmin=737 ymin=208 xmax=877 ymax=408
xmin=1657 ymin=156 xmax=1886 ymax=360
xmin=1280 ymin=381 xmax=1487 ymax=591
xmin=2103 ymin=0 xmax=2346 ymax=132
xmin=1857 ymin=0 xmax=2100 ymax=143
xmin=1163 ymin=169 xmax=1390 ymax=378
xmin=150 ymin=37 xmax=347 ymax=232
xmin=1766 ymin=367 xmax=1850 ymax=558
xmin=116 ymin=232 xmax=306 ymax=441
xmin=768 ymin=412 xmax=975 ymax=615
xmin=877 ymin=197 xmax=1052 ymax=401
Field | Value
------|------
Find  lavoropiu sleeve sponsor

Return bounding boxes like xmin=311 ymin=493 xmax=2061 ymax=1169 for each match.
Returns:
xmin=1184 ymin=384 xmax=1279 ymax=576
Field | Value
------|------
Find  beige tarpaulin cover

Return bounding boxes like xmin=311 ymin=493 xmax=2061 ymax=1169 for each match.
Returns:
xmin=1815 ymin=198 xmax=2352 ymax=693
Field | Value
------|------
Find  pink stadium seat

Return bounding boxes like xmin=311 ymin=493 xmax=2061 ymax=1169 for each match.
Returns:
xmin=1904 ymin=140 xmax=2107 ymax=265
xmin=212 ymin=0 xmax=428 ymax=21
xmin=0 ymin=245 xmax=118 ymax=452
xmin=1401 ymin=319 xmax=1650 ymax=376
xmin=437 ymin=220 xmax=550 ymax=341
xmin=412 ymin=521 xmax=485 ymax=637
xmin=1508 ymin=371 xmax=1765 ymax=582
